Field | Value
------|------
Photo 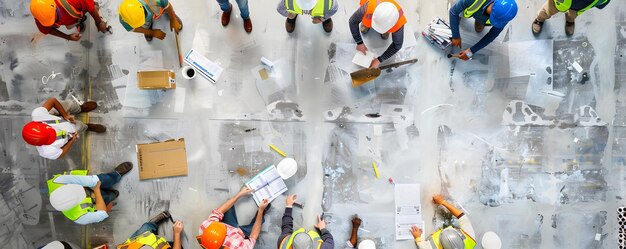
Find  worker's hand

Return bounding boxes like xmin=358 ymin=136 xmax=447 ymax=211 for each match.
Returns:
xmin=458 ymin=49 xmax=472 ymax=61
xmin=312 ymin=17 xmax=322 ymax=24
xmin=92 ymin=181 xmax=101 ymax=190
xmin=369 ymin=58 xmax=381 ymax=69
xmin=64 ymin=115 xmax=75 ymax=123
xmin=258 ymin=199 xmax=269 ymax=211
xmin=71 ymin=133 xmax=79 ymax=140
xmin=411 ymin=225 xmax=422 ymax=239
xmin=151 ymin=29 xmax=166 ymax=40
xmin=68 ymin=32 xmax=82 ymax=41
xmin=286 ymin=194 xmax=297 ymax=207
xmin=237 ymin=186 xmax=254 ymax=197
xmin=451 ymin=38 xmax=461 ymax=48
xmin=97 ymin=21 xmax=108 ymax=33
xmin=352 ymin=216 xmax=362 ymax=227
xmin=170 ymin=16 xmax=182 ymax=33
xmin=356 ymin=43 xmax=368 ymax=55
xmin=433 ymin=194 xmax=445 ymax=205
xmin=173 ymin=221 xmax=184 ymax=234
xmin=314 ymin=215 xmax=326 ymax=230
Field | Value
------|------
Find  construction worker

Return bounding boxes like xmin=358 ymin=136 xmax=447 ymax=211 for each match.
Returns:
xmin=278 ymin=194 xmax=334 ymax=249
xmin=22 ymin=97 xmax=105 ymax=160
xmin=197 ymin=186 xmax=270 ymax=249
xmin=531 ymin=0 xmax=610 ymax=36
xmin=410 ymin=195 xmax=476 ymax=249
xmin=449 ymin=0 xmax=518 ymax=61
xmin=30 ymin=0 xmax=110 ymax=41
xmin=217 ymin=0 xmax=253 ymax=33
xmin=118 ymin=0 xmax=183 ymax=41
xmin=117 ymin=211 xmax=184 ymax=249
xmin=349 ymin=0 xmax=407 ymax=68
xmin=277 ymin=0 xmax=337 ymax=33
xmin=47 ymin=162 xmax=133 ymax=225
xmin=39 ymin=241 xmax=80 ymax=249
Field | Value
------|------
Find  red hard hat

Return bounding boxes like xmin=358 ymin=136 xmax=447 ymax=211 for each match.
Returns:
xmin=197 ymin=222 xmax=227 ymax=249
xmin=22 ymin=121 xmax=56 ymax=146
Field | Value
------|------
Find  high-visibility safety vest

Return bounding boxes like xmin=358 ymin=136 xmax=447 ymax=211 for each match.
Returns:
xmin=46 ymin=170 xmax=96 ymax=221
xmin=463 ymin=0 xmax=491 ymax=25
xmin=554 ymin=0 xmax=610 ymax=15
xmin=284 ymin=0 xmax=333 ymax=18
xmin=360 ymin=0 xmax=407 ymax=33
xmin=57 ymin=0 xmax=84 ymax=19
xmin=428 ymin=227 xmax=476 ymax=249
xmin=278 ymin=228 xmax=324 ymax=249
xmin=141 ymin=0 xmax=168 ymax=21
xmin=41 ymin=120 xmax=70 ymax=141
xmin=117 ymin=231 xmax=171 ymax=249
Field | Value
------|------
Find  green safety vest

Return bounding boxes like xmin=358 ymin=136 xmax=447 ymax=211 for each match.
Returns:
xmin=117 ymin=231 xmax=171 ymax=249
xmin=279 ymin=228 xmax=323 ymax=249
xmin=554 ymin=0 xmax=609 ymax=15
xmin=463 ymin=0 xmax=491 ymax=25
xmin=429 ymin=227 xmax=476 ymax=249
xmin=47 ymin=170 xmax=96 ymax=221
xmin=284 ymin=0 xmax=333 ymax=18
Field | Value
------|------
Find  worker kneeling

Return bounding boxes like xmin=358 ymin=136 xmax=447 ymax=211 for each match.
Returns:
xmin=117 ymin=211 xmax=184 ymax=249
xmin=47 ymin=162 xmax=133 ymax=225
xmin=277 ymin=0 xmax=337 ymax=33
xmin=118 ymin=0 xmax=182 ymax=41
xmin=278 ymin=194 xmax=334 ymax=249
xmin=30 ymin=0 xmax=110 ymax=41
xmin=349 ymin=0 xmax=407 ymax=69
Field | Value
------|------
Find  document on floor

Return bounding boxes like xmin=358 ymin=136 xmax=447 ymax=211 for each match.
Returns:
xmin=245 ymin=165 xmax=288 ymax=206
xmin=352 ymin=51 xmax=377 ymax=68
xmin=395 ymin=183 xmax=423 ymax=240
xmin=183 ymin=49 xmax=223 ymax=84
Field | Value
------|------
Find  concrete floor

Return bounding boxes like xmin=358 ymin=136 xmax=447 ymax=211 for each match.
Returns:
xmin=0 ymin=0 xmax=625 ymax=248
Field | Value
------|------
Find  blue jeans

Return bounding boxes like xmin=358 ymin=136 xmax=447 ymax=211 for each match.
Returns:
xmin=216 ymin=0 xmax=250 ymax=19
xmin=221 ymin=206 xmax=264 ymax=238
xmin=96 ymin=171 xmax=121 ymax=205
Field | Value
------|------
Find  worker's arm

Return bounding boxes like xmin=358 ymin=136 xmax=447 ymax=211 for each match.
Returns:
xmin=42 ymin=98 xmax=73 ymax=121
xmin=58 ymin=135 xmax=78 ymax=159
xmin=92 ymin=181 xmax=107 ymax=212
xmin=468 ymin=26 xmax=503 ymax=53
xmin=433 ymin=195 xmax=463 ymax=218
xmin=88 ymin=9 xmax=108 ymax=32
xmin=248 ymin=199 xmax=269 ymax=241
xmin=315 ymin=215 xmax=334 ymax=249
xmin=217 ymin=186 xmax=253 ymax=214
xmin=349 ymin=4 xmax=367 ymax=44
xmin=448 ymin=0 xmax=473 ymax=39
xmin=164 ymin=3 xmax=181 ymax=33
xmin=377 ymin=26 xmax=404 ymax=63
xmin=172 ymin=220 xmax=183 ymax=249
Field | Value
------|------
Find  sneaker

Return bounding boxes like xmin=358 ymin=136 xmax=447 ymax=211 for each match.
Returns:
xmin=380 ymin=32 xmax=389 ymax=40
xmin=243 ymin=18 xmax=252 ymax=33
xmin=532 ymin=19 xmax=544 ymax=35
xmin=322 ymin=18 xmax=333 ymax=33
xmin=87 ymin=123 xmax=106 ymax=133
xmin=80 ymin=101 xmax=97 ymax=113
xmin=286 ymin=15 xmax=297 ymax=33
xmin=114 ymin=161 xmax=133 ymax=176
xmin=565 ymin=21 xmax=575 ymax=36
xmin=222 ymin=3 xmax=232 ymax=26
xmin=149 ymin=210 xmax=172 ymax=224
xmin=474 ymin=20 xmax=485 ymax=33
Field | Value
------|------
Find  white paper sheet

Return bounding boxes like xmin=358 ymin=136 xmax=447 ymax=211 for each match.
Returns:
xmin=352 ymin=51 xmax=377 ymax=68
xmin=245 ymin=165 xmax=288 ymax=205
xmin=184 ymin=49 xmax=223 ymax=84
xmin=395 ymin=184 xmax=423 ymax=240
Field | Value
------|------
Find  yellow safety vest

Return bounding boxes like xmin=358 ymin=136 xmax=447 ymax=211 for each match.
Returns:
xmin=429 ymin=227 xmax=476 ymax=249
xmin=279 ymin=228 xmax=323 ymax=249
xmin=463 ymin=0 xmax=491 ymax=25
xmin=46 ymin=170 xmax=96 ymax=221
xmin=554 ymin=0 xmax=609 ymax=15
xmin=118 ymin=231 xmax=171 ymax=249
xmin=57 ymin=0 xmax=84 ymax=19
xmin=284 ymin=0 xmax=333 ymax=18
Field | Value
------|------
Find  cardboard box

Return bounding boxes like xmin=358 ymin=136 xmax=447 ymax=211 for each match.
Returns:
xmin=136 ymin=138 xmax=187 ymax=180
xmin=137 ymin=70 xmax=176 ymax=89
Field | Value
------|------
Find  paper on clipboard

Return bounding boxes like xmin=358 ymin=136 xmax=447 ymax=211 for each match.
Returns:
xmin=352 ymin=51 xmax=377 ymax=68
xmin=395 ymin=184 xmax=423 ymax=240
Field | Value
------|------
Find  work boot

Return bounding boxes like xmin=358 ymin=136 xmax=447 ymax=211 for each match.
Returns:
xmin=87 ymin=123 xmax=106 ymax=133
xmin=532 ymin=19 xmax=544 ymax=35
xmin=381 ymin=32 xmax=389 ymax=40
xmin=80 ymin=101 xmax=97 ymax=113
xmin=565 ymin=21 xmax=575 ymax=36
xmin=114 ymin=161 xmax=133 ymax=176
xmin=243 ymin=18 xmax=252 ymax=33
xmin=221 ymin=3 xmax=232 ymax=26
xmin=322 ymin=18 xmax=333 ymax=33
xmin=286 ymin=15 xmax=297 ymax=33
xmin=361 ymin=25 xmax=370 ymax=34
xmin=149 ymin=211 xmax=172 ymax=224
xmin=474 ymin=20 xmax=485 ymax=33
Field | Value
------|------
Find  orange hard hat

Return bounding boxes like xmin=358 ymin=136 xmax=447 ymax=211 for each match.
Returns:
xmin=22 ymin=121 xmax=56 ymax=146
xmin=30 ymin=0 xmax=57 ymax=27
xmin=197 ymin=222 xmax=227 ymax=249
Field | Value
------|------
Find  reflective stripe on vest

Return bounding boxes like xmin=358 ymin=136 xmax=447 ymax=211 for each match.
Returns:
xmin=555 ymin=0 xmax=610 ymax=15
xmin=118 ymin=231 xmax=171 ymax=249
xmin=47 ymin=170 xmax=95 ymax=221
xmin=279 ymin=228 xmax=323 ymax=249
xmin=462 ymin=0 xmax=491 ymax=25
xmin=429 ymin=227 xmax=477 ymax=249
xmin=142 ymin=0 xmax=167 ymax=20
xmin=284 ymin=0 xmax=333 ymax=18
xmin=40 ymin=120 xmax=70 ymax=141
xmin=359 ymin=0 xmax=407 ymax=33
xmin=57 ymin=0 xmax=84 ymax=19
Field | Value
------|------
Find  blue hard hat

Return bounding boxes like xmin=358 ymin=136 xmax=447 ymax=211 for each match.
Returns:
xmin=490 ymin=0 xmax=518 ymax=28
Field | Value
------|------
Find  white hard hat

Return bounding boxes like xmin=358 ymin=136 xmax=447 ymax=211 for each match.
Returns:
xmin=358 ymin=239 xmax=376 ymax=249
xmin=277 ymin=157 xmax=298 ymax=179
xmin=296 ymin=0 xmax=317 ymax=10
xmin=41 ymin=241 xmax=64 ymax=249
xmin=372 ymin=2 xmax=399 ymax=34
xmin=50 ymin=184 xmax=86 ymax=211
xmin=481 ymin=231 xmax=502 ymax=249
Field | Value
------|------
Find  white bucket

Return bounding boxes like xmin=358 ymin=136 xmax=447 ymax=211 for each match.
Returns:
xmin=181 ymin=66 xmax=196 ymax=79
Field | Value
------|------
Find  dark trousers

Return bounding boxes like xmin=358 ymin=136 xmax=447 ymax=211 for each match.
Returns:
xmin=221 ymin=206 xmax=264 ymax=238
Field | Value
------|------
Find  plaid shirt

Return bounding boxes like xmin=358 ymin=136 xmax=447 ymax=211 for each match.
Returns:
xmin=198 ymin=209 xmax=256 ymax=249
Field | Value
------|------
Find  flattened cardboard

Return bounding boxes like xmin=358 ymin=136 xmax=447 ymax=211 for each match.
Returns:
xmin=136 ymin=138 xmax=187 ymax=180
xmin=137 ymin=70 xmax=176 ymax=89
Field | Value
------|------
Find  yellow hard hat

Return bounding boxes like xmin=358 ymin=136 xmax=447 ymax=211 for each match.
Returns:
xmin=119 ymin=0 xmax=146 ymax=28
xmin=30 ymin=0 xmax=57 ymax=27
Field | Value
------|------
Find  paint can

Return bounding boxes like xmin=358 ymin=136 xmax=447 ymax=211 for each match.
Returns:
xmin=181 ymin=66 xmax=196 ymax=80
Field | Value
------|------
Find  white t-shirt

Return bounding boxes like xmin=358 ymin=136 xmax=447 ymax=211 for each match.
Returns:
xmin=31 ymin=107 xmax=77 ymax=160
